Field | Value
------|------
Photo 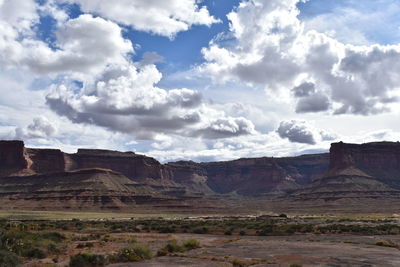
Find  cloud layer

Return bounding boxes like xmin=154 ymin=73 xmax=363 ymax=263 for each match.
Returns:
xmin=0 ymin=0 xmax=399 ymax=162
xmin=200 ymin=0 xmax=400 ymax=115
xmin=45 ymin=60 xmax=255 ymax=140
xmin=63 ymin=0 xmax=219 ymax=38
xmin=0 ymin=0 xmax=254 ymax=141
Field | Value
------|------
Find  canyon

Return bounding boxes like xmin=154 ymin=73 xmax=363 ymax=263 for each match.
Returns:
xmin=0 ymin=140 xmax=400 ymax=213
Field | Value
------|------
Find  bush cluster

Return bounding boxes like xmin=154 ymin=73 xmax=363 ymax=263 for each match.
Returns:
xmin=0 ymin=230 xmax=65 ymax=263
xmin=375 ymin=240 xmax=399 ymax=249
xmin=157 ymin=239 xmax=200 ymax=256
xmin=69 ymin=253 xmax=108 ymax=267
xmin=0 ymin=249 xmax=21 ymax=267
xmin=111 ymin=244 xmax=153 ymax=262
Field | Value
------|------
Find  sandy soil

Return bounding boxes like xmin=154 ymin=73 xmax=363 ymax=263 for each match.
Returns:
xmin=22 ymin=232 xmax=400 ymax=267
xmin=107 ymin=233 xmax=400 ymax=267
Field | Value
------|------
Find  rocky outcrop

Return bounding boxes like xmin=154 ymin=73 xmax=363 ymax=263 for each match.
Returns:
xmin=274 ymin=154 xmax=330 ymax=185
xmin=71 ymin=149 xmax=163 ymax=180
xmin=330 ymin=141 xmax=400 ymax=188
xmin=201 ymin=158 xmax=295 ymax=195
xmin=286 ymin=142 xmax=400 ymax=208
xmin=0 ymin=142 xmax=178 ymax=186
xmin=26 ymin=148 xmax=66 ymax=174
xmin=0 ymin=140 xmax=28 ymax=176
xmin=2 ymin=140 xmax=400 ymax=212
xmin=0 ymin=168 xmax=174 ymax=210
xmin=166 ymin=161 xmax=213 ymax=194
xmin=0 ymin=141 xmax=331 ymax=197
xmin=199 ymin=154 xmax=329 ymax=195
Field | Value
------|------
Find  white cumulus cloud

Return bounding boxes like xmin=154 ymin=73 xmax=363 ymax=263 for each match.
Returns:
xmin=200 ymin=0 xmax=400 ymax=115
xmin=46 ymin=64 xmax=255 ymax=140
xmin=63 ymin=0 xmax=220 ymax=38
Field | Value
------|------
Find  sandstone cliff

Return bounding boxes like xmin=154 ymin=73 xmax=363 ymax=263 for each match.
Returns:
xmin=0 ymin=140 xmax=28 ymax=176
xmin=0 ymin=168 xmax=189 ymax=211
xmin=2 ymin=140 xmax=399 ymax=212
xmin=0 ymin=140 xmax=330 ymax=196
xmin=199 ymin=154 xmax=329 ymax=195
xmin=330 ymin=141 xmax=400 ymax=188
xmin=286 ymin=142 xmax=400 ymax=210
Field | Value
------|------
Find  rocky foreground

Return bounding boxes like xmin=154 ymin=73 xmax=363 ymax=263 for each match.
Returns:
xmin=1 ymin=140 xmax=400 ymax=212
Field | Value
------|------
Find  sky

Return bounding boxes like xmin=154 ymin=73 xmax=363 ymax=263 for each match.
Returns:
xmin=1 ymin=0 xmax=400 ymax=162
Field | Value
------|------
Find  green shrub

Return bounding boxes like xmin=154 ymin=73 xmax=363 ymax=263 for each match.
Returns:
xmin=183 ymin=239 xmax=200 ymax=250
xmin=156 ymin=248 xmax=168 ymax=256
xmin=157 ymin=239 xmax=201 ymax=256
xmin=0 ymin=250 xmax=21 ymax=267
xmin=26 ymin=248 xmax=47 ymax=259
xmin=258 ymin=225 xmax=274 ymax=236
xmin=159 ymin=227 xmax=175 ymax=233
xmin=132 ymin=244 xmax=152 ymax=260
xmin=113 ymin=244 xmax=152 ymax=262
xmin=39 ymin=232 xmax=66 ymax=242
xmin=0 ymin=230 xmax=64 ymax=257
xmin=165 ymin=239 xmax=186 ymax=253
xmin=76 ymin=242 xmax=94 ymax=248
xmin=231 ymin=259 xmax=246 ymax=267
xmin=375 ymin=240 xmax=399 ymax=248
xmin=69 ymin=253 xmax=108 ymax=267
xmin=193 ymin=227 xmax=208 ymax=234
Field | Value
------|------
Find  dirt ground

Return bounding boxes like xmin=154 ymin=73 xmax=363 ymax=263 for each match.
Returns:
xmin=104 ymin=233 xmax=400 ymax=267
xmin=29 ymin=232 xmax=399 ymax=267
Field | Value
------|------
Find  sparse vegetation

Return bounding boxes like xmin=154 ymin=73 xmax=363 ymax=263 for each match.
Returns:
xmin=0 ymin=214 xmax=399 ymax=266
xmin=112 ymin=244 xmax=153 ymax=262
xmin=69 ymin=253 xmax=108 ymax=267
xmin=0 ymin=250 xmax=21 ymax=267
xmin=375 ymin=240 xmax=399 ymax=249
xmin=0 ymin=230 xmax=65 ymax=258
xmin=231 ymin=259 xmax=247 ymax=267
xmin=183 ymin=239 xmax=201 ymax=250
xmin=157 ymin=239 xmax=201 ymax=256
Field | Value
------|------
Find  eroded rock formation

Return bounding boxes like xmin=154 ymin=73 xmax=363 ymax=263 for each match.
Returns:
xmin=330 ymin=141 xmax=400 ymax=188
xmin=1 ymin=140 xmax=399 ymax=212
xmin=0 ymin=140 xmax=330 ymax=196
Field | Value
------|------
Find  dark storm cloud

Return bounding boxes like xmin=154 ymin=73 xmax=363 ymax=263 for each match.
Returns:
xmin=292 ymin=82 xmax=316 ymax=97
xmin=296 ymin=93 xmax=330 ymax=113
xmin=277 ymin=120 xmax=316 ymax=145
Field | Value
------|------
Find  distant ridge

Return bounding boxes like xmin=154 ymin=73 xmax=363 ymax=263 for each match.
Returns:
xmin=1 ymin=140 xmax=400 ymax=213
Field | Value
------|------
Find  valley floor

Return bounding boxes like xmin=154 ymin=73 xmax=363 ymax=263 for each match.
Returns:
xmin=111 ymin=233 xmax=400 ymax=267
xmin=0 ymin=214 xmax=395 ymax=267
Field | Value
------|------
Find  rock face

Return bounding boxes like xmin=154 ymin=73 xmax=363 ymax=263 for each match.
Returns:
xmin=2 ymin=140 xmax=399 ymax=212
xmin=202 ymin=158 xmax=297 ymax=195
xmin=70 ymin=149 xmax=169 ymax=181
xmin=330 ymin=141 xmax=400 ymax=188
xmin=0 ymin=140 xmax=28 ymax=176
xmin=0 ymin=168 xmax=186 ymax=211
xmin=200 ymin=154 xmax=329 ymax=195
xmin=0 ymin=141 xmax=330 ymax=197
xmin=286 ymin=142 xmax=400 ymax=211
xmin=26 ymin=148 xmax=66 ymax=174
xmin=166 ymin=161 xmax=212 ymax=194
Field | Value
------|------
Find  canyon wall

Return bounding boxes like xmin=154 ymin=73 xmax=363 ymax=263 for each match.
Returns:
xmin=0 ymin=140 xmax=28 ymax=176
xmin=330 ymin=141 xmax=400 ymax=188
xmin=200 ymin=154 xmax=329 ymax=195
xmin=0 ymin=140 xmax=333 ymax=195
